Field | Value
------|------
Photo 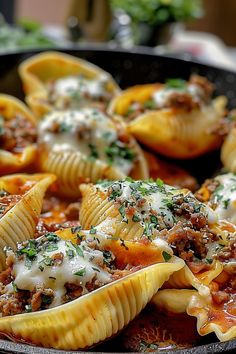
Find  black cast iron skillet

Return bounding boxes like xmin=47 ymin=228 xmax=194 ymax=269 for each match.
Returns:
xmin=0 ymin=44 xmax=235 ymax=354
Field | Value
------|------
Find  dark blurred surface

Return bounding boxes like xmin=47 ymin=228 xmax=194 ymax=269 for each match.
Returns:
xmin=187 ymin=0 xmax=236 ymax=46
xmin=0 ymin=0 xmax=15 ymax=24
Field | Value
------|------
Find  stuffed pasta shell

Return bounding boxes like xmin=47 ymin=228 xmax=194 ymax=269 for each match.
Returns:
xmin=19 ymin=51 xmax=120 ymax=118
xmin=80 ymin=178 xmax=217 ymax=242
xmin=109 ymin=75 xmax=227 ymax=159
xmin=0 ymin=95 xmax=37 ymax=174
xmin=186 ymin=221 xmax=236 ymax=341
xmin=80 ymin=179 xmax=236 ymax=292
xmin=0 ymin=228 xmax=184 ymax=350
xmin=196 ymin=173 xmax=236 ymax=224
xmin=0 ymin=173 xmax=56 ymax=270
xmin=37 ymin=108 xmax=148 ymax=197
xmin=153 ymin=273 xmax=236 ymax=343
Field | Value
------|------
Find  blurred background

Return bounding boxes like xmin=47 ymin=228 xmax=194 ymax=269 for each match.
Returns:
xmin=0 ymin=0 xmax=236 ymax=70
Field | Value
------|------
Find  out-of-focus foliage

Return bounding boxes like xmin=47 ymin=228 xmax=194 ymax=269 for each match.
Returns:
xmin=111 ymin=0 xmax=203 ymax=25
xmin=0 ymin=16 xmax=56 ymax=52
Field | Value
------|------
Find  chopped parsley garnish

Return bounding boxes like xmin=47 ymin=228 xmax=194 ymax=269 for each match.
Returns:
xmin=214 ymin=184 xmax=224 ymax=194
xmin=162 ymin=198 xmax=174 ymax=209
xmin=126 ymin=106 xmax=135 ymax=116
xmin=118 ymin=204 xmax=126 ymax=218
xmin=150 ymin=215 xmax=158 ymax=225
xmin=12 ymin=282 xmax=18 ymax=293
xmin=75 ymin=245 xmax=84 ymax=257
xmin=45 ymin=244 xmax=59 ymax=253
xmin=143 ymin=222 xmax=154 ymax=238
xmin=45 ymin=233 xmax=60 ymax=242
xmin=92 ymin=266 xmax=100 ymax=272
xmin=18 ymin=240 xmax=37 ymax=260
xmin=166 ymin=78 xmax=186 ymax=89
xmin=132 ymin=214 xmax=141 ymax=222
xmin=125 ymin=177 xmax=134 ymax=183
xmin=213 ymin=184 xmax=224 ymax=202
xmin=59 ymin=122 xmax=72 ymax=133
xmin=68 ymin=90 xmax=81 ymax=102
xmin=103 ymin=250 xmax=113 ymax=266
xmin=88 ymin=143 xmax=99 ymax=160
xmin=105 ymin=141 xmax=135 ymax=164
xmin=41 ymin=256 xmax=54 ymax=266
xmin=66 ymin=248 xmax=75 ymax=259
xmin=223 ymin=199 xmax=230 ymax=209
xmin=41 ymin=294 xmax=53 ymax=305
xmin=74 ymin=267 xmax=86 ymax=276
xmin=71 ymin=226 xmax=82 ymax=234
xmin=156 ymin=178 xmax=164 ymax=187
xmin=206 ymin=258 xmax=213 ymax=264
xmin=25 ymin=304 xmax=32 ymax=313
xmin=89 ymin=225 xmax=97 ymax=234
xmin=162 ymin=251 xmax=172 ymax=262
xmin=143 ymin=99 xmax=156 ymax=110
xmin=0 ymin=189 xmax=9 ymax=197
xmin=66 ymin=241 xmax=84 ymax=258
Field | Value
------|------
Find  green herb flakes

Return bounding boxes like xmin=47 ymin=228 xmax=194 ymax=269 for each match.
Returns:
xmin=89 ymin=225 xmax=97 ymax=234
xmin=162 ymin=251 xmax=172 ymax=262
xmin=74 ymin=267 xmax=86 ymax=276
xmin=166 ymin=78 xmax=186 ymax=89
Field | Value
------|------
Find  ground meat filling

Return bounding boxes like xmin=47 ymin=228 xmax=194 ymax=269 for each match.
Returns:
xmin=0 ymin=115 xmax=37 ymax=153
xmin=0 ymin=232 xmax=138 ymax=317
xmin=160 ymin=220 xmax=217 ymax=263
xmin=0 ymin=194 xmax=22 ymax=218
xmin=125 ymin=75 xmax=214 ymax=120
xmin=215 ymin=237 xmax=236 ymax=263
xmin=47 ymin=74 xmax=113 ymax=111
xmin=195 ymin=178 xmax=219 ymax=203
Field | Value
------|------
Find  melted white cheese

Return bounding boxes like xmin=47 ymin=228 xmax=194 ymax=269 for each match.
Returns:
xmin=212 ymin=173 xmax=236 ymax=223
xmin=152 ymin=84 xmax=204 ymax=109
xmin=9 ymin=238 xmax=112 ymax=308
xmin=38 ymin=109 xmax=134 ymax=175
xmin=50 ymin=74 xmax=110 ymax=101
xmin=98 ymin=180 xmax=217 ymax=232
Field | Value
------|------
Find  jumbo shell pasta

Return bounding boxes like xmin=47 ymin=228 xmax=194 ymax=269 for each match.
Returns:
xmin=37 ymin=109 xmax=148 ymax=197
xmin=79 ymin=180 xmax=235 ymax=296
xmin=187 ymin=291 xmax=236 ymax=342
xmin=19 ymin=51 xmax=120 ymax=118
xmin=0 ymin=173 xmax=56 ymax=270
xmin=79 ymin=179 xmax=217 ymax=239
xmin=0 ymin=262 xmax=182 ymax=350
xmin=0 ymin=50 xmax=234 ymax=351
xmin=0 ymin=228 xmax=184 ymax=350
xmin=0 ymin=94 xmax=37 ymax=174
xmin=196 ymin=173 xmax=236 ymax=224
xmin=109 ymin=76 xmax=227 ymax=159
